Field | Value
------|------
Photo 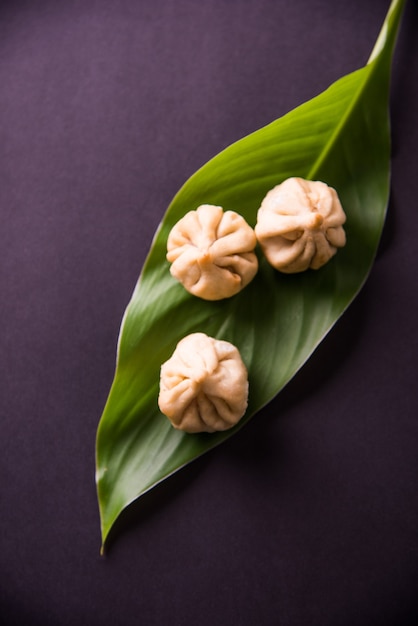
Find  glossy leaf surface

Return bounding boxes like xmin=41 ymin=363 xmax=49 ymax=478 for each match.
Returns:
xmin=96 ymin=0 xmax=405 ymax=550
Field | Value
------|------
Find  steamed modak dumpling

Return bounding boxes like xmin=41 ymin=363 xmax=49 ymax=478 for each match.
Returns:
xmin=158 ymin=332 xmax=249 ymax=434
xmin=255 ymin=177 xmax=347 ymax=273
xmin=166 ymin=204 xmax=258 ymax=300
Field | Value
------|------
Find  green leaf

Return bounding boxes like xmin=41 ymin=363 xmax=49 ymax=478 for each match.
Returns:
xmin=96 ymin=0 xmax=406 ymax=551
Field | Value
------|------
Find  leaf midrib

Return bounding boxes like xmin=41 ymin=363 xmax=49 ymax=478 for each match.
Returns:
xmin=307 ymin=63 xmax=376 ymax=182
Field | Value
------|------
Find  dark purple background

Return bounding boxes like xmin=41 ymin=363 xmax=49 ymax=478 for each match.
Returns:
xmin=1 ymin=1 xmax=417 ymax=624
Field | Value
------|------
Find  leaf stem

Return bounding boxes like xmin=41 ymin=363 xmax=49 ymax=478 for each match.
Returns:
xmin=368 ymin=0 xmax=406 ymax=64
